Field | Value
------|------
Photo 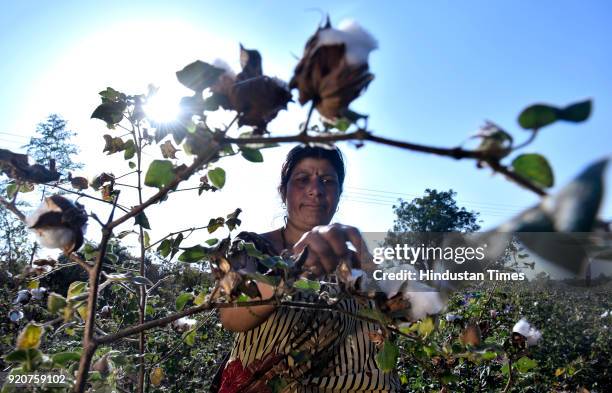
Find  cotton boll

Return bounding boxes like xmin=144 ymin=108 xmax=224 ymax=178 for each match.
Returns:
xmin=512 ymin=318 xmax=542 ymax=346
xmin=26 ymin=195 xmax=88 ymax=253
xmin=172 ymin=317 xmax=197 ymax=333
xmin=337 ymin=20 xmax=378 ymax=66
xmin=30 ymin=287 xmax=47 ymax=300
xmin=13 ymin=289 xmax=31 ymax=305
xmin=402 ymin=281 xmax=445 ymax=321
xmin=33 ymin=227 xmax=75 ymax=250
xmin=25 ymin=197 xmax=62 ymax=228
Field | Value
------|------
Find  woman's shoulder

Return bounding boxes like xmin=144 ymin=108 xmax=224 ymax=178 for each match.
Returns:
xmin=227 ymin=230 xmax=282 ymax=275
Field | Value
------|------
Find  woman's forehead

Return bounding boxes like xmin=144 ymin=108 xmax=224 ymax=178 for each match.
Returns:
xmin=292 ymin=158 xmax=337 ymax=175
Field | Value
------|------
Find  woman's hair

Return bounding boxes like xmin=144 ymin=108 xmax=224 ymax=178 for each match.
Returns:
xmin=279 ymin=145 xmax=346 ymax=202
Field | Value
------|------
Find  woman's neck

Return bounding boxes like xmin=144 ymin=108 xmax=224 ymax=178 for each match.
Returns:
xmin=281 ymin=219 xmax=310 ymax=249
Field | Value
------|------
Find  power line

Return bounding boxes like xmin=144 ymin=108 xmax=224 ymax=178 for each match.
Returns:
xmin=340 ymin=196 xmax=513 ymax=217
xmin=0 ymin=132 xmax=30 ymax=139
xmin=345 ymin=186 xmax=529 ymax=209
xmin=343 ymin=190 xmax=523 ymax=214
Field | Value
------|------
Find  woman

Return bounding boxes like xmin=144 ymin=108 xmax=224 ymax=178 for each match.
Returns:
xmin=216 ymin=145 xmax=401 ymax=393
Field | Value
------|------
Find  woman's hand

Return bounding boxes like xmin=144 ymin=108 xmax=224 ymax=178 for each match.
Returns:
xmin=292 ymin=223 xmax=375 ymax=278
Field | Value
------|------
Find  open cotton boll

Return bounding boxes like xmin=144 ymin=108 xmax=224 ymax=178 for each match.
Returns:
xmin=26 ymin=198 xmax=62 ymax=228
xmin=402 ymin=281 xmax=445 ymax=321
xmin=33 ymin=227 xmax=75 ymax=250
xmin=512 ymin=318 xmax=542 ymax=346
xmin=32 ymin=227 xmax=73 ymax=250
xmin=317 ymin=19 xmax=378 ymax=66
xmin=173 ymin=317 xmax=197 ymax=332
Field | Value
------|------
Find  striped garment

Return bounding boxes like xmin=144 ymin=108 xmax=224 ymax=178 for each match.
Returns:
xmin=224 ymin=232 xmax=401 ymax=392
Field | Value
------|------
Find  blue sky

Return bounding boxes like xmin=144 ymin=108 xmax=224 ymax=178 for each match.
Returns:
xmin=1 ymin=1 xmax=611 ymax=247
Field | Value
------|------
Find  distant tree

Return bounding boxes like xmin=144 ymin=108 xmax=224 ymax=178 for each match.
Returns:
xmin=0 ymin=114 xmax=83 ymax=269
xmin=384 ymin=189 xmax=481 ymax=269
xmin=25 ymin=113 xmax=83 ymax=181
xmin=388 ymin=188 xmax=481 ymax=233
xmin=0 ymin=191 xmax=34 ymax=271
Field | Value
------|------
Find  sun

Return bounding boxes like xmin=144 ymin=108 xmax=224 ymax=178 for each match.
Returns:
xmin=143 ymin=87 xmax=184 ymax=123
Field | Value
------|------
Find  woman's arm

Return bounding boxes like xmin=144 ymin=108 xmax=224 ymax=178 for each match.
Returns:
xmin=218 ymin=281 xmax=277 ymax=332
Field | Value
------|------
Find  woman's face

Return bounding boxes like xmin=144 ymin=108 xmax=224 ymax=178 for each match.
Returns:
xmin=285 ymin=158 xmax=340 ymax=231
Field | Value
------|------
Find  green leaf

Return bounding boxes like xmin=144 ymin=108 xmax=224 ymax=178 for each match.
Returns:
xmin=242 ymin=242 xmax=265 ymax=259
xmin=16 ymin=323 xmax=43 ymax=349
xmin=157 ymin=239 xmax=172 ymax=258
xmin=511 ymin=153 xmax=554 ymax=188
xmin=129 ymin=161 xmax=136 ymax=169
xmin=240 ymin=147 xmax=263 ymax=163
xmin=207 ymin=217 xmax=225 ymax=233
xmin=479 ymin=351 xmax=498 ymax=361
xmin=171 ymin=233 xmax=184 ymax=259
xmin=515 ymin=356 xmax=537 ymax=373
xmin=207 ymin=167 xmax=226 ymax=189
xmin=178 ymin=245 xmax=211 ymax=262
xmin=557 ymin=99 xmax=592 ymax=123
xmin=334 ymin=118 xmax=351 ymax=132
xmin=375 ymin=340 xmax=399 ymax=372
xmin=91 ymin=101 xmax=126 ymax=126
xmin=176 ymin=60 xmax=225 ymax=92
xmin=194 ymin=291 xmax=207 ymax=306
xmin=143 ymin=231 xmax=150 ymax=248
xmin=123 ymin=139 xmax=136 ymax=159
xmin=175 ymin=292 xmax=194 ymax=311
xmin=518 ymin=104 xmax=559 ymax=129
xmin=145 ymin=160 xmax=175 ymax=189
xmin=52 ymin=351 xmax=82 ymax=366
xmin=293 ymin=278 xmax=321 ymax=292
xmin=183 ymin=329 xmax=197 ymax=346
xmin=4 ymin=349 xmax=42 ymax=363
xmin=67 ymin=281 xmax=87 ymax=300
xmin=417 ymin=317 xmax=435 ymax=338
xmin=134 ymin=212 xmax=151 ymax=229
xmin=47 ymin=292 xmax=67 ymax=313
xmin=205 ymin=238 xmax=219 ymax=246
xmin=6 ymin=182 xmax=34 ymax=198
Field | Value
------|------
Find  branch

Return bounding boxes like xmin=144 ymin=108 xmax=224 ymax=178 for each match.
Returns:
xmin=0 ymin=195 xmax=26 ymax=221
xmin=486 ymin=160 xmax=547 ymax=196
xmin=43 ymin=183 xmax=130 ymax=213
xmin=219 ymin=130 xmax=549 ymax=197
xmin=95 ymin=297 xmax=418 ymax=345
xmin=107 ymin=144 xmax=221 ymax=230
xmin=145 ymin=223 xmax=218 ymax=250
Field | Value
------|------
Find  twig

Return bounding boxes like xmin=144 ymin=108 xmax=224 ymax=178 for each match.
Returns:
xmin=42 ymin=183 xmax=130 ymax=212
xmin=486 ymin=160 xmax=547 ymax=196
xmin=0 ymin=196 xmax=26 ymax=221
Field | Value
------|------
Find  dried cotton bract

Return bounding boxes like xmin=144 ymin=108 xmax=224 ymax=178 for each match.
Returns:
xmin=290 ymin=18 xmax=378 ymax=121
xmin=26 ymin=195 xmax=88 ymax=254
xmin=512 ymin=318 xmax=542 ymax=346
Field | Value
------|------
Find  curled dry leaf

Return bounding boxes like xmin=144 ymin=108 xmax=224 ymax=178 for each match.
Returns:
xmin=460 ymin=323 xmax=482 ymax=347
xmin=160 ymin=140 xmax=180 ymax=159
xmin=290 ymin=19 xmax=377 ymax=121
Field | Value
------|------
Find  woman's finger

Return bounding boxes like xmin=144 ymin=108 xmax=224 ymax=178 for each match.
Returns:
xmin=294 ymin=231 xmax=337 ymax=274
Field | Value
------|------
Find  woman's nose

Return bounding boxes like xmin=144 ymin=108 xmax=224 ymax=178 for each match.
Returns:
xmin=306 ymin=178 xmax=325 ymax=196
